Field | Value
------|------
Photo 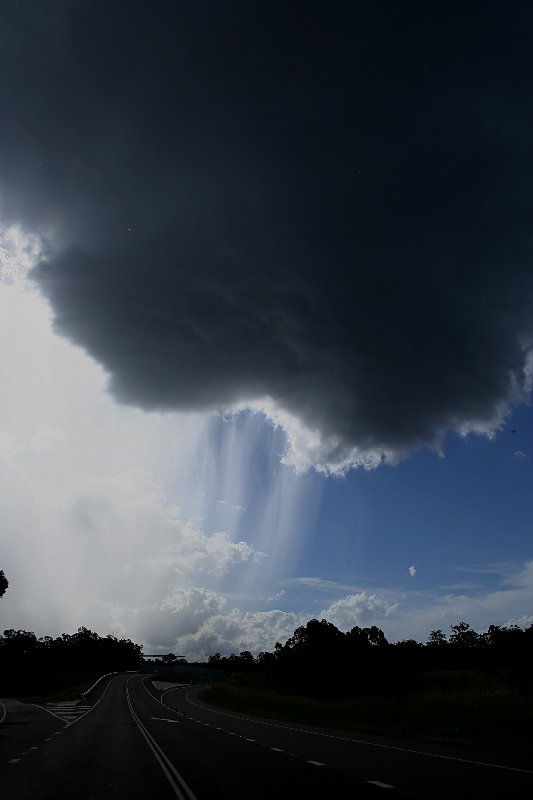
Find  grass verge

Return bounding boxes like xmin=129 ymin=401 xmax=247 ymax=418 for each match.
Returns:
xmin=201 ymin=677 xmax=533 ymax=756
xmin=19 ymin=676 xmax=102 ymax=705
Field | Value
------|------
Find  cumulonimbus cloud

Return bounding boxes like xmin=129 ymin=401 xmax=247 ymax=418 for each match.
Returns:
xmin=1 ymin=3 xmax=533 ymax=473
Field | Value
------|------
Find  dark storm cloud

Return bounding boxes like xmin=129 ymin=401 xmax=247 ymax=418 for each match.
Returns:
xmin=2 ymin=1 xmax=533 ymax=468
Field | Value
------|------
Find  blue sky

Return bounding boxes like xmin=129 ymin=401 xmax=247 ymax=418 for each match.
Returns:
xmin=1 ymin=4 xmax=533 ymax=658
xmin=0 ymin=267 xmax=532 ymax=658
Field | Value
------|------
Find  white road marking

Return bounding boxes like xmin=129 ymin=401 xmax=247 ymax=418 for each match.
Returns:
xmin=30 ymin=747 xmax=39 ymax=750
xmin=151 ymin=717 xmax=182 ymax=723
xmin=8 ymin=758 xmax=21 ymax=764
xmin=0 ymin=703 xmax=6 ymax=725
xmin=66 ymin=675 xmax=117 ymax=727
xmin=368 ymin=781 xmax=395 ymax=789
xmin=126 ymin=680 xmax=198 ymax=800
xmin=270 ymin=747 xmax=283 ymax=752
xmin=44 ymin=701 xmax=93 ymax=725
xmin=141 ymin=679 xmax=186 ymax=723
xmin=307 ymin=761 xmax=325 ymax=766
xmin=245 ymin=738 xmax=255 ymax=742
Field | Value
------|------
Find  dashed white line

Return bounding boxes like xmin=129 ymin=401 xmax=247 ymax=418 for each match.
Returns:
xmin=270 ymin=747 xmax=283 ymax=752
xmin=307 ymin=760 xmax=325 ymax=766
xmin=368 ymin=781 xmax=395 ymax=789
xmin=8 ymin=758 xmax=21 ymax=764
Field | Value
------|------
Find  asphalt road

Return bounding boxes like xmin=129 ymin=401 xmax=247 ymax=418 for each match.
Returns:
xmin=1 ymin=675 xmax=532 ymax=799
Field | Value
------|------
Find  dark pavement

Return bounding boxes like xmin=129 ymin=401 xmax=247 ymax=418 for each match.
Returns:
xmin=0 ymin=675 xmax=411 ymax=799
xmin=2 ymin=675 xmax=533 ymax=798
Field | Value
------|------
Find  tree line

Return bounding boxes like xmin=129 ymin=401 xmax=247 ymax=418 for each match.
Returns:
xmin=0 ymin=627 xmax=143 ymax=695
xmin=207 ymin=618 xmax=533 ymax=697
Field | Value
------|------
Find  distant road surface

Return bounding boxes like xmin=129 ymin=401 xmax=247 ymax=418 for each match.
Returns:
xmin=1 ymin=674 xmax=532 ymax=799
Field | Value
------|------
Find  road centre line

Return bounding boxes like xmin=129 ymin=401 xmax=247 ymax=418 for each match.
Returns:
xmin=126 ymin=680 xmax=198 ymax=800
xmin=183 ymin=689 xmax=533 ymax=776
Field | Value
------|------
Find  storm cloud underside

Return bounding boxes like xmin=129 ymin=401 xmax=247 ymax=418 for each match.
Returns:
xmin=1 ymin=2 xmax=533 ymax=471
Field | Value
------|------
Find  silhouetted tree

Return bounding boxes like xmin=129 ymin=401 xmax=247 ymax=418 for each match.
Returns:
xmin=449 ymin=622 xmax=482 ymax=649
xmin=427 ymin=629 xmax=448 ymax=647
xmin=161 ymin=652 xmax=178 ymax=667
xmin=0 ymin=570 xmax=8 ymax=598
xmin=0 ymin=626 xmax=142 ymax=694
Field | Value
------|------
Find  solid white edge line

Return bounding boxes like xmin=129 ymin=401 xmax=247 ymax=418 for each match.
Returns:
xmin=66 ymin=674 xmax=117 ymax=727
xmin=184 ymin=688 xmax=533 ymax=776
xmin=126 ymin=680 xmax=198 ymax=800
xmin=0 ymin=703 xmax=6 ymax=724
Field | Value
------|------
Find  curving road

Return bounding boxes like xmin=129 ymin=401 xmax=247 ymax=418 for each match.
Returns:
xmin=1 ymin=675 xmax=532 ymax=799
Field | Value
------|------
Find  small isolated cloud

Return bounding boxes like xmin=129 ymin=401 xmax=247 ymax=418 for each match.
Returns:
xmin=408 ymin=565 xmax=417 ymax=578
xmin=512 ymin=450 xmax=529 ymax=460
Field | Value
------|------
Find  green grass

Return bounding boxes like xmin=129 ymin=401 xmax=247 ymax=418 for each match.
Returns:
xmin=201 ymin=673 xmax=533 ymax=756
xmin=19 ymin=676 xmax=100 ymax=705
